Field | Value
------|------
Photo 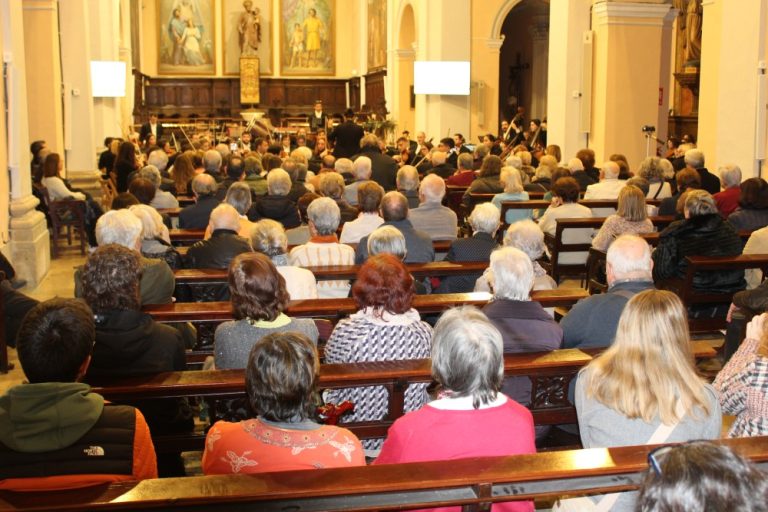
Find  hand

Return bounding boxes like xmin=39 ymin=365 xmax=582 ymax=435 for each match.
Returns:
xmin=727 ymin=302 xmax=739 ymax=323
xmin=745 ymin=312 xmax=768 ymax=341
xmin=550 ymin=197 xmax=563 ymax=208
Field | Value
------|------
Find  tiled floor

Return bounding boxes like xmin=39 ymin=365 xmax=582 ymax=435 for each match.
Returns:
xmin=0 ymin=252 xmax=86 ymax=393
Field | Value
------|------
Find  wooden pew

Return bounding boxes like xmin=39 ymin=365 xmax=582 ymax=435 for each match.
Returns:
xmin=157 ymin=207 xmax=181 ymax=218
xmin=499 ymin=199 xmax=663 ymax=226
xmin=3 ymin=434 xmax=759 ymax=512
xmin=174 ymin=260 xmax=490 ymax=286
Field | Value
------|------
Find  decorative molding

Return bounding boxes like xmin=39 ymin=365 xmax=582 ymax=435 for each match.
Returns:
xmin=394 ymin=48 xmax=415 ymax=59
xmin=486 ymin=37 xmax=505 ymax=51
xmin=592 ymin=2 xmax=675 ymax=26
xmin=490 ymin=0 xmax=524 ymax=39
xmin=21 ymin=0 xmax=56 ymax=11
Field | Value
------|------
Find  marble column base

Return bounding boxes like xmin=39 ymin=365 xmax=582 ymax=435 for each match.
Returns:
xmin=9 ymin=195 xmax=50 ymax=288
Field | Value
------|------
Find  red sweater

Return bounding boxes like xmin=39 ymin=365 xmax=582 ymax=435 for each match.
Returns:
xmin=714 ymin=187 xmax=741 ymax=218
xmin=374 ymin=397 xmax=535 ymax=512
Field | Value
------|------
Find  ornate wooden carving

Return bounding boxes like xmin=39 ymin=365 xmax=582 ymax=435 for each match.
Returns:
xmin=529 ymin=374 xmax=574 ymax=410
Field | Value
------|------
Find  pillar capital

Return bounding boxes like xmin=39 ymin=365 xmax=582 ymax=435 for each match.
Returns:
xmin=485 ymin=36 xmax=505 ymax=53
xmin=593 ymin=1 xmax=676 ymax=26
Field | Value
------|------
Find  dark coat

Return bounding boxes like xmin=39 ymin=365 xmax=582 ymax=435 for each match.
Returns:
xmin=355 ymin=219 xmax=434 ymax=264
xmin=178 ymin=195 xmax=220 ymax=229
xmin=696 ymin=167 xmax=721 ymax=195
xmin=435 ymin=232 xmax=497 ymax=293
xmin=652 ymin=213 xmax=745 ymax=294
xmin=247 ymin=195 xmax=301 ymax=228
xmin=462 ymin=176 xmax=503 ymax=207
xmin=427 ymin=164 xmax=456 ymax=180
xmin=571 ymin=170 xmax=596 ymax=192
xmin=329 ymin=121 xmax=364 ymax=158
xmin=355 ymin=147 xmax=398 ymax=191
xmin=185 ymin=230 xmax=252 ymax=301
xmin=727 ymin=208 xmax=768 ymax=232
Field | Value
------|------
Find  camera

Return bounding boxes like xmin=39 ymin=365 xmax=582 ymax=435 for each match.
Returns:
xmin=641 ymin=125 xmax=656 ymax=133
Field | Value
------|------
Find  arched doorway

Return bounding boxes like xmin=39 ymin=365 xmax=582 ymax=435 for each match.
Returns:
xmin=395 ymin=3 xmax=416 ymax=136
xmin=497 ymin=0 xmax=549 ymax=127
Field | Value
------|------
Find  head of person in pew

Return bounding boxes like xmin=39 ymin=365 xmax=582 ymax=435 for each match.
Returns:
xmin=374 ymin=306 xmax=536 ymax=489
xmin=636 ymin=441 xmax=768 ymax=511
xmin=560 ymin=235 xmax=655 ymax=350
xmin=202 ymin=331 xmax=365 ymax=474
xmin=0 ymin=298 xmax=158 ymax=490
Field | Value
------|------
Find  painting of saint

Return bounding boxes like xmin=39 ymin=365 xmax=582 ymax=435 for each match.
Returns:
xmin=223 ymin=0 xmax=273 ymax=75
xmin=158 ymin=0 xmax=215 ymax=75
xmin=367 ymin=0 xmax=386 ymax=71
xmin=280 ymin=0 xmax=335 ymax=75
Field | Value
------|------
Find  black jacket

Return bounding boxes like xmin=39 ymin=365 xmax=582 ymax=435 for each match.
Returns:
xmin=355 ymin=147 xmax=398 ymax=191
xmin=428 ymin=164 xmax=456 ymax=180
xmin=186 ymin=230 xmax=252 ymax=269
xmin=696 ymin=168 xmax=721 ymax=195
xmin=178 ymin=195 xmax=220 ymax=229
xmin=329 ymin=121 xmax=364 ymax=158
xmin=652 ymin=213 xmax=745 ymax=294
xmin=435 ymin=232 xmax=498 ymax=293
xmin=247 ymin=195 xmax=301 ymax=228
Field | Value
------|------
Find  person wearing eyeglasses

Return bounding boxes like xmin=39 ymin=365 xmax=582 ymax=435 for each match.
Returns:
xmin=570 ymin=289 xmax=721 ymax=511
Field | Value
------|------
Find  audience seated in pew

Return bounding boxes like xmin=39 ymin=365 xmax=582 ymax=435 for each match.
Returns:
xmin=409 ymin=174 xmax=459 ymax=241
xmin=653 ymin=189 xmax=745 ymax=318
xmin=742 ymin=225 xmax=768 ymax=289
xmin=583 ymin=160 xmax=626 ymax=202
xmin=128 ymin=177 xmax=172 ymax=230
xmin=635 ymin=441 xmax=768 ymax=511
xmin=591 ymin=185 xmax=654 ymax=252
xmin=562 ymin=235 xmax=655 ymax=350
xmin=444 ymin=152 xmax=476 ymax=187
xmin=714 ymin=312 xmax=768 ymax=437
xmin=324 ymin=254 xmax=432 ymax=453
xmin=318 ymin=172 xmax=358 ymax=224
xmin=727 ymin=177 xmax=768 ymax=232
xmin=425 ymin=150 xmax=455 ymax=180
xmin=366 ymin=226 xmax=428 ymax=295
xmin=178 ymin=173 xmax=220 ymax=229
xmin=203 ymin=331 xmax=364 ymax=475
xmin=482 ymin=247 xmax=562 ymax=418
xmin=343 ymin=156 xmax=372 ymax=206
xmin=286 ymin=192 xmax=319 ymax=245
xmin=213 ymin=154 xmax=242 ymax=201
xmin=80 ymin=245 xmax=191 ymax=477
xmin=339 ymin=181 xmax=385 ymax=244
xmin=374 ymin=306 xmax=536 ymax=512
xmin=356 ymin=191 xmax=434 ymax=264
xmin=0 ymin=298 xmax=157 ymax=490
xmin=248 ymin=169 xmax=301 ymax=229
xmin=130 ymin=204 xmax=181 ymax=270
xmin=538 ymin=177 xmax=593 ymax=265
xmin=475 ymin=219 xmax=555 ymax=294
xmin=396 ymin=165 xmax=421 ymax=209
xmin=143 ymin=152 xmax=179 ymax=209
xmin=290 ymin=197 xmax=355 ymax=298
xmin=493 ymin=166 xmax=531 ymax=225
xmin=658 ymin=168 xmax=700 ymax=217
xmin=573 ymin=289 xmax=721 ymax=511
xmin=636 ymin=156 xmax=673 ymax=200
xmin=204 ymin=182 xmax=257 ymax=239
xmin=462 ymin=155 xmax=504 ymax=208
xmin=215 ymin=252 xmax=319 ymax=370
xmin=436 ymin=202 xmax=500 ymax=294
xmin=713 ymin=164 xmax=742 ymax=218
xmin=250 ymin=219 xmax=318 ymax=300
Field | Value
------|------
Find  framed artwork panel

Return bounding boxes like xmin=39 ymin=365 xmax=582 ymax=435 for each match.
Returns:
xmin=367 ymin=0 xmax=387 ymax=71
xmin=158 ymin=0 xmax=216 ymax=75
xmin=279 ymin=0 xmax=335 ymax=76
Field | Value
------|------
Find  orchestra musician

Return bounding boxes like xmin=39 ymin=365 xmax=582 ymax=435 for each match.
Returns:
xmin=393 ymin=136 xmax=412 ymax=167
xmin=308 ymin=100 xmax=328 ymax=133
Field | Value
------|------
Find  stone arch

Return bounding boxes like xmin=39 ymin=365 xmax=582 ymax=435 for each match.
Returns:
xmin=490 ymin=0 xmax=524 ymax=40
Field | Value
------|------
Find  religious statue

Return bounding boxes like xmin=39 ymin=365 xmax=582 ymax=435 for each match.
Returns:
xmin=674 ymin=0 xmax=702 ymax=65
xmin=238 ymin=0 xmax=261 ymax=56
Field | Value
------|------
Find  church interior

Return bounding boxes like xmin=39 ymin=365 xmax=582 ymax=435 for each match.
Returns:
xmin=1 ymin=0 xmax=768 ymax=509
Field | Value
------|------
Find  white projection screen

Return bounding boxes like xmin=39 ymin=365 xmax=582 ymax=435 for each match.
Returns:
xmin=90 ymin=61 xmax=127 ymax=98
xmin=413 ymin=61 xmax=470 ymax=95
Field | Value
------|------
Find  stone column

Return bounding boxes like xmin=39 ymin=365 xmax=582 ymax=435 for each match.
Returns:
xmin=698 ymin=0 xmax=768 ymax=177
xmin=547 ymin=0 xmax=592 ymax=162
xmin=4 ymin=0 xmax=50 ymax=286
xmin=59 ymin=0 xmax=101 ymax=196
xmin=590 ymin=1 xmax=676 ymax=167
xmin=22 ymin=0 xmax=65 ymax=154
xmin=529 ymin=16 xmax=550 ymax=121
xmin=394 ymin=47 xmax=416 ymax=135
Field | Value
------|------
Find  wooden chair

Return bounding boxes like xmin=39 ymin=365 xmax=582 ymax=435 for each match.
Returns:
xmin=99 ymin=178 xmax=117 ymax=211
xmin=36 ymin=185 xmax=88 ymax=257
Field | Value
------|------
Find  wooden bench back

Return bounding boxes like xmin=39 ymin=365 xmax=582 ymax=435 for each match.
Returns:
xmin=2 ymin=434 xmax=758 ymax=511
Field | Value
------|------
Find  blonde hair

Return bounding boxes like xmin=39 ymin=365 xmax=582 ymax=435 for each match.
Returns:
xmin=581 ymin=290 xmax=712 ymax=424
xmin=500 ymin=166 xmax=524 ymax=194
xmin=617 ymin=185 xmax=648 ymax=222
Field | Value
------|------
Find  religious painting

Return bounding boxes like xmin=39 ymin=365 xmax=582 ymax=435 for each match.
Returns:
xmin=158 ymin=0 xmax=216 ymax=75
xmin=223 ymin=0 xmax=273 ymax=76
xmin=240 ymin=56 xmax=261 ymax=104
xmin=367 ymin=0 xmax=386 ymax=71
xmin=279 ymin=0 xmax=335 ymax=76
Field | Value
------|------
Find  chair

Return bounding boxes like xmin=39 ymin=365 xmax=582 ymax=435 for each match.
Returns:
xmin=99 ymin=178 xmax=117 ymax=211
xmin=36 ymin=184 xmax=88 ymax=258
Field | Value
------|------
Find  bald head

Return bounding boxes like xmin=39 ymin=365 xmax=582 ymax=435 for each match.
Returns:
xmin=209 ymin=203 xmax=242 ymax=232
xmin=602 ymin=161 xmax=620 ymax=180
xmin=606 ymin=235 xmax=653 ymax=285
xmin=380 ymin=191 xmax=409 ymax=222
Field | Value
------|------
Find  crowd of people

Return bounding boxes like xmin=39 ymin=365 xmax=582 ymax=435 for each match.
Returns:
xmin=5 ymin=114 xmax=768 ymax=508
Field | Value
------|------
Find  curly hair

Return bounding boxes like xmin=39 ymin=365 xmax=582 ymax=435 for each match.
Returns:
xmin=352 ymin=253 xmax=414 ymax=316
xmin=228 ymin=252 xmax=289 ymax=321
xmin=81 ymin=244 xmax=141 ymax=314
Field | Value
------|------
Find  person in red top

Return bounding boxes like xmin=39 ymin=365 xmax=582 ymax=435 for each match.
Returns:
xmin=374 ymin=306 xmax=536 ymax=512
xmin=202 ymin=331 xmax=365 ymax=474
xmin=445 ymin=153 xmax=477 ymax=187
xmin=713 ymin=164 xmax=742 ymax=218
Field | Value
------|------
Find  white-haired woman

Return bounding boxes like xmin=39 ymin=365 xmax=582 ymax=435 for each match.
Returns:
xmin=250 ymin=219 xmax=318 ymax=300
xmin=713 ymin=164 xmax=743 ymax=218
xmin=574 ymin=289 xmax=721 ymax=511
xmin=204 ymin=182 xmax=257 ymax=239
xmin=637 ymin=156 xmax=672 ymax=200
xmin=492 ymin=166 xmax=531 ymax=225
xmin=375 ymin=306 xmax=536 ymax=512
xmin=289 ymin=197 xmax=355 ymax=298
xmin=482 ymin=247 xmax=562 ymax=408
xmin=129 ymin=204 xmax=180 ymax=270
xmin=366 ymin=225 xmax=427 ymax=295
xmin=436 ymin=203 xmax=500 ymax=294
xmin=475 ymin=219 xmax=556 ymax=293
xmin=249 ymin=169 xmax=301 ymax=229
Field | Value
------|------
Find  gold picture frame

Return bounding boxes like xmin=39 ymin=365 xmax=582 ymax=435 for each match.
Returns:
xmin=157 ymin=0 xmax=217 ymax=76
xmin=367 ymin=0 xmax=387 ymax=72
xmin=240 ymin=56 xmax=261 ymax=104
xmin=222 ymin=0 xmax=273 ymax=76
xmin=279 ymin=0 xmax=336 ymax=76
